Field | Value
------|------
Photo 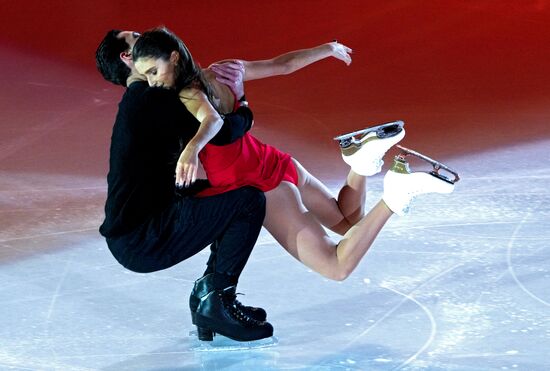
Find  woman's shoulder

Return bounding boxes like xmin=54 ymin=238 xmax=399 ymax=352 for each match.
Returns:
xmin=178 ymin=85 xmax=203 ymax=101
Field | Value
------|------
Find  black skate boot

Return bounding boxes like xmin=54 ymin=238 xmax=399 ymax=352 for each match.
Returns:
xmin=194 ymin=286 xmax=274 ymax=342
xmin=189 ymin=274 xmax=267 ymax=323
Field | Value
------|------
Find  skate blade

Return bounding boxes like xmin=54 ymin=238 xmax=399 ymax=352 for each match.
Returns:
xmin=188 ymin=330 xmax=278 ymax=352
xmin=334 ymin=120 xmax=404 ymax=148
xmin=395 ymin=145 xmax=460 ymax=184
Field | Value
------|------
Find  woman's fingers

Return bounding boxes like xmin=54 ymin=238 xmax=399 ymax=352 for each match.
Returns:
xmin=175 ymin=162 xmax=184 ymax=188
xmin=184 ymin=163 xmax=194 ymax=187
xmin=176 ymin=162 xmax=198 ymax=188
xmin=330 ymin=41 xmax=353 ymax=65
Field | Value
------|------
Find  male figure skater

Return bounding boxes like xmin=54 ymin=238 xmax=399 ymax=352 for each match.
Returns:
xmin=95 ymin=30 xmax=272 ymax=342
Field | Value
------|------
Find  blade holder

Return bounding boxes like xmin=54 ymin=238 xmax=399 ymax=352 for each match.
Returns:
xmin=394 ymin=145 xmax=460 ymax=184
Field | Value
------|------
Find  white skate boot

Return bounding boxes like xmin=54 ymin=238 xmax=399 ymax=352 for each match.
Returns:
xmin=334 ymin=121 xmax=405 ymax=176
xmin=382 ymin=146 xmax=460 ymax=216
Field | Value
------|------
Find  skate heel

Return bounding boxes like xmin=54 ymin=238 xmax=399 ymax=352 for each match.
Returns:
xmin=196 ymin=326 xmax=214 ymax=341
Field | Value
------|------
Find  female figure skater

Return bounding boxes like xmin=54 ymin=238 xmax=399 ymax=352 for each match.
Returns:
xmin=132 ymin=28 xmax=454 ymax=281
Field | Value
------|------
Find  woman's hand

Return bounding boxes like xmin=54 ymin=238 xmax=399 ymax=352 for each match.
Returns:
xmin=175 ymin=144 xmax=200 ymax=188
xmin=329 ymin=41 xmax=353 ymax=65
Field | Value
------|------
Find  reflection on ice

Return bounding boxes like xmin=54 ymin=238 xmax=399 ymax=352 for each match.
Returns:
xmin=188 ymin=331 xmax=279 ymax=352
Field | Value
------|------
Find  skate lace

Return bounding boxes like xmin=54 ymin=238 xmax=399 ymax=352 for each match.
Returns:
xmin=222 ymin=293 xmax=263 ymax=325
xmin=234 ymin=300 xmax=251 ymax=315
xmin=233 ymin=292 xmax=260 ymax=313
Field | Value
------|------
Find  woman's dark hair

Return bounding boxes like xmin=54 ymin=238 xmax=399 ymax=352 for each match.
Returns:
xmin=95 ymin=29 xmax=131 ymax=86
xmin=132 ymin=27 xmax=216 ymax=109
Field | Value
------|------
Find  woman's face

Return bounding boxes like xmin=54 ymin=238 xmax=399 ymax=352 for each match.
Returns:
xmin=134 ymin=52 xmax=178 ymax=88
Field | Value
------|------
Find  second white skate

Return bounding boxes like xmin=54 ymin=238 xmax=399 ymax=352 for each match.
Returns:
xmin=382 ymin=146 xmax=459 ymax=216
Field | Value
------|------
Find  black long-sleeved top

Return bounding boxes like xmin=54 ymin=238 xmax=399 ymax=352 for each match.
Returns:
xmin=99 ymin=81 xmax=253 ymax=238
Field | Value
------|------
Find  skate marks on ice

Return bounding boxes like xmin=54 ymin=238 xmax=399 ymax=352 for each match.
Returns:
xmin=506 ymin=202 xmax=550 ymax=308
xmin=351 ymin=166 xmax=549 ymax=368
xmin=188 ymin=330 xmax=278 ymax=352
xmin=382 ymin=285 xmax=436 ymax=370
xmin=341 ymin=263 xmax=461 ymax=369
xmin=320 ymin=144 xmax=550 ymax=369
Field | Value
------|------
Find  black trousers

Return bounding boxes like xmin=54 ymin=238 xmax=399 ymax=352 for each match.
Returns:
xmin=106 ymin=187 xmax=265 ymax=281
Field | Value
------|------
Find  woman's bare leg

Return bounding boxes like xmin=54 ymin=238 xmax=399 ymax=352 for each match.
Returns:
xmin=264 ymin=181 xmax=393 ymax=281
xmin=292 ymin=159 xmax=368 ymax=235
xmin=336 ymin=169 xmax=367 ymax=223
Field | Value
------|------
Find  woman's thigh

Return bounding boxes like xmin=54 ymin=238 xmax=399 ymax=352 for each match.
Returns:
xmin=292 ymin=159 xmax=351 ymax=234
xmin=264 ymin=181 xmax=339 ymax=278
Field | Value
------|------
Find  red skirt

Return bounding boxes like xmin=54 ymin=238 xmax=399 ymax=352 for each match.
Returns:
xmin=196 ymin=133 xmax=298 ymax=197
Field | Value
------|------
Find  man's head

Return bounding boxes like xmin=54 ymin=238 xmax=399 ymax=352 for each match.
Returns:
xmin=95 ymin=30 xmax=140 ymax=86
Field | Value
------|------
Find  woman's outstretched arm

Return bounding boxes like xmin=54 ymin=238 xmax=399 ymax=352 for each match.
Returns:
xmin=209 ymin=41 xmax=352 ymax=82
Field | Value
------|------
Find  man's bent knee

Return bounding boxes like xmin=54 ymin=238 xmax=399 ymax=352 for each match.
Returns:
xmin=236 ymin=186 xmax=266 ymax=215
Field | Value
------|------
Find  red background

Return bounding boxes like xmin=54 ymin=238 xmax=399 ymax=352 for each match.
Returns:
xmin=1 ymin=1 xmax=549 ymax=178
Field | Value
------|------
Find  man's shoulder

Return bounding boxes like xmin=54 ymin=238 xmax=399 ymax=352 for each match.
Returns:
xmin=126 ymin=80 xmax=148 ymax=94
xmin=125 ymin=81 xmax=175 ymax=97
xmin=122 ymin=82 xmax=176 ymax=109
xmin=121 ymin=81 xmax=148 ymax=106
xmin=120 ymin=82 xmax=194 ymax=125
xmin=141 ymin=84 xmax=176 ymax=99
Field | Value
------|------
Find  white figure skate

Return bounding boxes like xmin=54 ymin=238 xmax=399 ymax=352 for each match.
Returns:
xmin=383 ymin=145 xmax=459 ymax=216
xmin=334 ymin=121 xmax=405 ymax=176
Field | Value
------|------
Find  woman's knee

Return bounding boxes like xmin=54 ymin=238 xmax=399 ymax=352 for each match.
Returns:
xmin=321 ymin=266 xmax=352 ymax=282
xmin=329 ymin=219 xmax=353 ymax=236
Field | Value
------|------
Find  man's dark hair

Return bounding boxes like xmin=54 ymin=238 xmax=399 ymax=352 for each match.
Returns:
xmin=95 ymin=29 xmax=131 ymax=86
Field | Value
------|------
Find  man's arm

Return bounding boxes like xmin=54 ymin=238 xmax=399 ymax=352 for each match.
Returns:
xmin=208 ymin=60 xmax=252 ymax=145
xmin=210 ymin=105 xmax=253 ymax=145
xmin=209 ymin=41 xmax=352 ymax=82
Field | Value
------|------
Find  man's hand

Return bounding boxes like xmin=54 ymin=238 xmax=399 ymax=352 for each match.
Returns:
xmin=209 ymin=60 xmax=245 ymax=99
